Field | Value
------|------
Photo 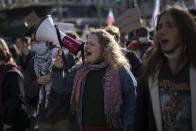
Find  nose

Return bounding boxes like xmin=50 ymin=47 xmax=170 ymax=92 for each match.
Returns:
xmin=85 ymin=43 xmax=89 ymax=49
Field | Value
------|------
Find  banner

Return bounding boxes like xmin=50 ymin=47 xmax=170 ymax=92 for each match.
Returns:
xmin=115 ymin=8 xmax=141 ymax=34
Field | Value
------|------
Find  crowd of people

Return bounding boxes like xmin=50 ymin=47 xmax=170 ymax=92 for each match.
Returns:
xmin=0 ymin=5 xmax=196 ymax=131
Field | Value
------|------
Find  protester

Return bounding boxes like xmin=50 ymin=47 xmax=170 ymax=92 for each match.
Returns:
xmin=127 ymin=26 xmax=154 ymax=59
xmin=52 ymin=29 xmax=137 ymax=131
xmin=104 ymin=25 xmax=142 ymax=78
xmin=9 ymin=44 xmax=21 ymax=67
xmin=0 ymin=48 xmax=29 ymax=131
xmin=19 ymin=37 xmax=35 ymax=71
xmin=133 ymin=6 xmax=196 ymax=131
xmin=24 ymin=37 xmax=77 ymax=131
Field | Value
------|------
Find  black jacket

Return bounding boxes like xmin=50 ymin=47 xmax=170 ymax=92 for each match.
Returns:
xmin=123 ymin=49 xmax=142 ymax=78
xmin=1 ymin=64 xmax=29 ymax=131
xmin=133 ymin=78 xmax=157 ymax=131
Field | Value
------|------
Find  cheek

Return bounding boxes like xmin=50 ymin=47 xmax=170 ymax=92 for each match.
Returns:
xmin=170 ymin=35 xmax=179 ymax=46
xmin=95 ymin=51 xmax=102 ymax=59
xmin=92 ymin=48 xmax=101 ymax=59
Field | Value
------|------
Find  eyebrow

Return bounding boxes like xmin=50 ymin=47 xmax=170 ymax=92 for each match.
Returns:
xmin=158 ymin=21 xmax=176 ymax=25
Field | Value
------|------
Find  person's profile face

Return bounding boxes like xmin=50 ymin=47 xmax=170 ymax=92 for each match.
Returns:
xmin=85 ymin=34 xmax=102 ymax=64
xmin=156 ymin=13 xmax=182 ymax=54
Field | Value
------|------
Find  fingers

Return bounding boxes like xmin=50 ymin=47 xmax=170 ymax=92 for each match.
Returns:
xmin=54 ymin=57 xmax=63 ymax=69
xmin=52 ymin=48 xmax=64 ymax=69
xmin=37 ymin=74 xmax=51 ymax=85
xmin=52 ymin=48 xmax=61 ymax=59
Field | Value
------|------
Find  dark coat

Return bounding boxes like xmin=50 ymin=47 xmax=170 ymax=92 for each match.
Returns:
xmin=123 ymin=49 xmax=142 ymax=78
xmin=0 ymin=63 xmax=29 ymax=131
xmin=133 ymin=78 xmax=157 ymax=131
xmin=24 ymin=55 xmax=76 ymax=124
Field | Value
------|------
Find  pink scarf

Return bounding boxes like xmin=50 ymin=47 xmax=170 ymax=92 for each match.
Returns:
xmin=71 ymin=62 xmax=123 ymax=127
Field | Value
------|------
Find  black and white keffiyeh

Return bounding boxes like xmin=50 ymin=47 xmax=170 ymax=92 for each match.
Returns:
xmin=34 ymin=49 xmax=54 ymax=110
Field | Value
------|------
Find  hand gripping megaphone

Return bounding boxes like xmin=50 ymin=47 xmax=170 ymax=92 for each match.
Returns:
xmin=34 ymin=15 xmax=83 ymax=56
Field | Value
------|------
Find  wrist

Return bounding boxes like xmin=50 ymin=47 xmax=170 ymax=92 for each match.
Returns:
xmin=52 ymin=66 xmax=63 ymax=72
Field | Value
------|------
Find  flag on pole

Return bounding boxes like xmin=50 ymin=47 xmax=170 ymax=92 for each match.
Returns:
xmin=150 ymin=0 xmax=160 ymax=30
xmin=106 ymin=9 xmax=115 ymax=26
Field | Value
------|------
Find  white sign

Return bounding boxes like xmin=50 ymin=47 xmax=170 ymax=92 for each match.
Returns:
xmin=115 ymin=8 xmax=142 ymax=33
xmin=55 ymin=22 xmax=76 ymax=33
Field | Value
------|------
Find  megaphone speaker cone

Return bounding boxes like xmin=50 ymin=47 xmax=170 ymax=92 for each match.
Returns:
xmin=35 ymin=15 xmax=65 ymax=43
xmin=35 ymin=15 xmax=82 ymax=56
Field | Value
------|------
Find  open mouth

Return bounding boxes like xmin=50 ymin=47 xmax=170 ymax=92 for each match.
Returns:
xmin=86 ymin=52 xmax=92 ymax=56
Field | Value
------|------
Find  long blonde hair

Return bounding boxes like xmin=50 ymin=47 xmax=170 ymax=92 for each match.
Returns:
xmin=90 ymin=29 xmax=130 ymax=70
xmin=0 ymin=38 xmax=14 ymax=62
xmin=0 ymin=38 xmax=9 ymax=51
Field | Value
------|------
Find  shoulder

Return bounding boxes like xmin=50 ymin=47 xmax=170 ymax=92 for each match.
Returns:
xmin=119 ymin=66 xmax=133 ymax=77
xmin=5 ymin=68 xmax=23 ymax=80
xmin=4 ymin=71 xmax=22 ymax=87
xmin=119 ymin=66 xmax=137 ymax=87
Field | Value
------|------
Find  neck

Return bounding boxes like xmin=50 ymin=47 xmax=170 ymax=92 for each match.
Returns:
xmin=168 ymin=57 xmax=185 ymax=74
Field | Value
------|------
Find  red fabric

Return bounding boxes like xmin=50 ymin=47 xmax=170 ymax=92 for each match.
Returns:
xmin=127 ymin=40 xmax=154 ymax=51
xmin=83 ymin=125 xmax=119 ymax=131
xmin=106 ymin=9 xmax=115 ymax=26
xmin=73 ymin=69 xmax=89 ymax=112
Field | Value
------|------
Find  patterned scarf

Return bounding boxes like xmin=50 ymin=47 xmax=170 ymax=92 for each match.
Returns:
xmin=71 ymin=62 xmax=123 ymax=128
xmin=34 ymin=49 xmax=53 ymax=77
xmin=34 ymin=49 xmax=54 ymax=109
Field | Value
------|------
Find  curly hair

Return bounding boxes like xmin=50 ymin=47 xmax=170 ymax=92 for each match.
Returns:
xmin=65 ymin=31 xmax=82 ymax=41
xmin=143 ymin=5 xmax=196 ymax=80
xmin=104 ymin=25 xmax=120 ymax=43
xmin=90 ymin=29 xmax=130 ymax=70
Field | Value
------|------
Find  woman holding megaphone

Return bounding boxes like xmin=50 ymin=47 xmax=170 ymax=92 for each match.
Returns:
xmin=51 ymin=29 xmax=137 ymax=131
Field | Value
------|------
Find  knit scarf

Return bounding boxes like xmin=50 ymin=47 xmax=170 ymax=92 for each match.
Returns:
xmin=71 ymin=62 xmax=123 ymax=128
xmin=34 ymin=49 xmax=54 ymax=109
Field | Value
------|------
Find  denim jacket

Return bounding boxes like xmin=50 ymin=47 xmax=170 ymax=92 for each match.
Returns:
xmin=51 ymin=65 xmax=137 ymax=131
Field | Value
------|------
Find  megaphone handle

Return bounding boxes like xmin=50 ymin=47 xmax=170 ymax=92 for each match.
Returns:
xmin=55 ymin=25 xmax=68 ymax=74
